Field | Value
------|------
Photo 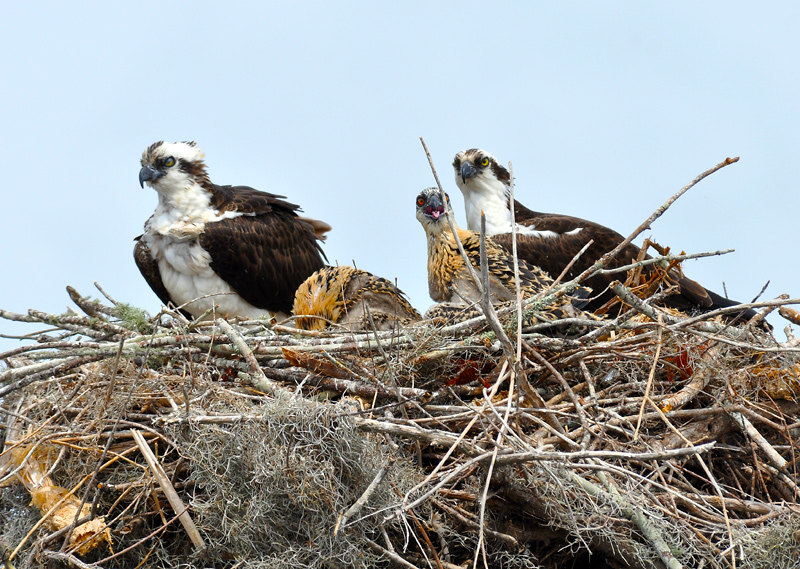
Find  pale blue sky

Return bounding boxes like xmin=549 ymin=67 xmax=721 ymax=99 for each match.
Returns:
xmin=1 ymin=2 xmax=798 ymax=348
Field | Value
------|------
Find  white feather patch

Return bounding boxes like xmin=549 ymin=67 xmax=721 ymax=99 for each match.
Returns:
xmin=459 ymin=177 xmax=514 ymax=235
xmin=156 ymin=141 xmax=205 ymax=163
xmin=158 ymin=259 xmax=271 ymax=320
xmin=514 ymin=225 xmax=557 ymax=238
xmin=457 ymin=171 xmax=585 ymax=240
xmin=142 ymin=178 xmax=275 ymax=320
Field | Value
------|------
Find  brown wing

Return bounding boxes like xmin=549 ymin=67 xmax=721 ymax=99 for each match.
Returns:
xmin=209 ymin=185 xmax=298 ymax=214
xmin=492 ymin=221 xmax=638 ymax=309
xmin=134 ymin=237 xmax=173 ymax=307
xmin=198 ymin=208 xmax=327 ymax=316
xmin=512 ymin=202 xmax=640 ymax=273
xmin=209 ymin=185 xmax=329 ymax=237
xmin=508 ymin=202 xmax=674 ymax=307
xmin=133 ymin=237 xmax=193 ymax=319
xmin=510 ymin=200 xmax=759 ymax=320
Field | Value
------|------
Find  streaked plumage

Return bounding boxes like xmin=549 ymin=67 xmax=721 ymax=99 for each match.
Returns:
xmin=414 ymin=188 xmax=589 ymax=324
xmin=293 ymin=266 xmax=421 ymax=331
xmin=453 ymin=148 xmax=759 ymax=320
xmin=134 ymin=141 xmax=329 ymax=320
xmin=424 ymin=302 xmax=484 ymax=324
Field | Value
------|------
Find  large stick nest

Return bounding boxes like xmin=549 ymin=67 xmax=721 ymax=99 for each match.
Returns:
xmin=1 ymin=282 xmax=800 ymax=569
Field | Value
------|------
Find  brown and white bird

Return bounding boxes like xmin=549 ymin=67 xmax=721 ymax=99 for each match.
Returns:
xmin=453 ymin=148 xmax=759 ymax=320
xmin=415 ymin=187 xmax=589 ymax=324
xmin=292 ymin=266 xmax=421 ymax=331
xmin=134 ymin=141 xmax=330 ymax=320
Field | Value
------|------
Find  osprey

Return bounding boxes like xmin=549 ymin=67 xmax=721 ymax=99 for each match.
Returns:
xmin=134 ymin=141 xmax=330 ymax=320
xmin=292 ymin=266 xmax=421 ymax=331
xmin=453 ymin=148 xmax=759 ymax=320
xmin=415 ymin=187 xmax=590 ymax=325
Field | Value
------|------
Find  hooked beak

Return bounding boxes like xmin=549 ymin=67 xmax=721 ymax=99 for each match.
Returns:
xmin=460 ymin=161 xmax=478 ymax=183
xmin=139 ymin=165 xmax=165 ymax=188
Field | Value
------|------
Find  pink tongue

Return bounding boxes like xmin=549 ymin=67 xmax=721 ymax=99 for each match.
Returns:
xmin=432 ymin=210 xmax=440 ymax=219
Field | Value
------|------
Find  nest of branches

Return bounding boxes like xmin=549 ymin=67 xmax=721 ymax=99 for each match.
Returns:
xmin=1 ymin=271 xmax=799 ymax=569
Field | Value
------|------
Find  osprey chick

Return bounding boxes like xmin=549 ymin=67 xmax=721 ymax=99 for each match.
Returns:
xmin=453 ymin=148 xmax=759 ymax=321
xmin=134 ymin=141 xmax=330 ymax=320
xmin=414 ymin=187 xmax=589 ymax=324
xmin=293 ymin=266 xmax=421 ymax=331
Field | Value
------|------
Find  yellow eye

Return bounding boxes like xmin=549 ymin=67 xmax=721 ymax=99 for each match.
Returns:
xmin=417 ymin=197 xmax=425 ymax=206
xmin=165 ymin=157 xmax=175 ymax=167
xmin=480 ymin=157 xmax=489 ymax=167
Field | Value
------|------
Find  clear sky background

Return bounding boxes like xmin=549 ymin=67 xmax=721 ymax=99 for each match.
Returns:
xmin=1 ymin=2 xmax=798 ymax=350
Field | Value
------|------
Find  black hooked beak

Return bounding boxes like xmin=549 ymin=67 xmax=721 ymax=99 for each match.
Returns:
xmin=139 ymin=165 xmax=165 ymax=188
xmin=460 ymin=161 xmax=478 ymax=183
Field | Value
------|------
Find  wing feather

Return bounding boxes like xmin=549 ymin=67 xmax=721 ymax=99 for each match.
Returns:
xmin=507 ymin=202 xmax=755 ymax=318
xmin=459 ymin=232 xmax=564 ymax=296
xmin=496 ymin=207 xmax=649 ymax=308
xmin=133 ymin=238 xmax=173 ymax=307
xmin=198 ymin=210 xmax=326 ymax=315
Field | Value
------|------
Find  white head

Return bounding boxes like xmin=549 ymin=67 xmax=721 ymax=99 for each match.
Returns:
xmin=139 ymin=141 xmax=211 ymax=198
xmin=452 ymin=148 xmax=514 ymax=234
xmin=452 ymin=149 xmax=510 ymax=192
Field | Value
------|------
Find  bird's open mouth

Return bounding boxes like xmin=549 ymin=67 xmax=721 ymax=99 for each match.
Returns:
xmin=426 ymin=206 xmax=444 ymax=221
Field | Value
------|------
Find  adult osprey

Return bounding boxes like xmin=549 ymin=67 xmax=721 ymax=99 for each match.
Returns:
xmin=452 ymin=148 xmax=758 ymax=319
xmin=134 ymin=141 xmax=330 ymax=320
xmin=292 ymin=266 xmax=421 ymax=331
xmin=415 ymin=187 xmax=589 ymax=324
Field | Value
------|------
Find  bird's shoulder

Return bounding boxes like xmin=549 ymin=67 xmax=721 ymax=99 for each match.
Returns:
xmin=209 ymin=184 xmax=301 ymax=216
xmin=514 ymin=201 xmax=624 ymax=240
xmin=209 ymin=184 xmax=331 ymax=242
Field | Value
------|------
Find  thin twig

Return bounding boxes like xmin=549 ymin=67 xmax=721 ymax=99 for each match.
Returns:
xmin=572 ymin=156 xmax=740 ymax=287
xmin=335 ymin=459 xmax=393 ymax=534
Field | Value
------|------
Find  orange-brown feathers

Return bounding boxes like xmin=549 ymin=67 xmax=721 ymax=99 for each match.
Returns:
xmin=293 ymin=266 xmax=420 ymax=331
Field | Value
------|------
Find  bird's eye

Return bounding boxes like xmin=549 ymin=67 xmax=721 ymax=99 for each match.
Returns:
xmin=480 ymin=157 xmax=489 ymax=167
xmin=164 ymin=157 xmax=176 ymax=168
xmin=417 ymin=197 xmax=426 ymax=206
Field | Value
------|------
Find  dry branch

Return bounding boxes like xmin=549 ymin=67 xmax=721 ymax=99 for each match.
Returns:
xmin=131 ymin=430 xmax=204 ymax=550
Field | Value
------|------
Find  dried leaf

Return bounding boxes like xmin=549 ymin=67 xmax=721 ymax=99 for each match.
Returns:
xmin=281 ymin=347 xmax=353 ymax=379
